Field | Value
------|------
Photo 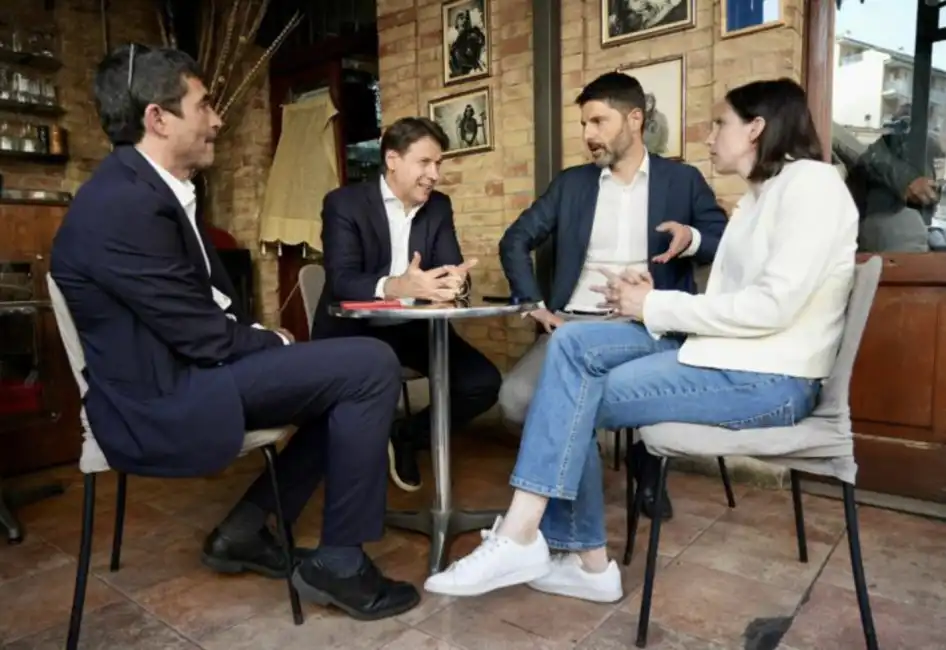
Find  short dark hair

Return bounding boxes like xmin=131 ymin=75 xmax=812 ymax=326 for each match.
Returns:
xmin=725 ymin=78 xmax=824 ymax=183
xmin=576 ymin=72 xmax=647 ymax=116
xmin=380 ymin=117 xmax=450 ymax=159
xmin=94 ymin=43 xmax=204 ymax=146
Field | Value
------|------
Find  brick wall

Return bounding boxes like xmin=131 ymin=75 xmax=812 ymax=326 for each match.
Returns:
xmin=376 ymin=0 xmax=806 ymax=367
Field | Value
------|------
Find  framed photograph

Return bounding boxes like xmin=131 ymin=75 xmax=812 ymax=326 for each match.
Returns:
xmin=601 ymin=0 xmax=695 ymax=48
xmin=428 ymin=87 xmax=493 ymax=158
xmin=721 ymin=0 xmax=785 ymax=39
xmin=617 ymin=56 xmax=685 ymax=160
xmin=442 ymin=0 xmax=490 ymax=85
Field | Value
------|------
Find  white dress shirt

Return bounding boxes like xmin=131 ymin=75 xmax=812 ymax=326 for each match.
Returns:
xmin=137 ymin=149 xmax=288 ymax=344
xmin=374 ymin=175 xmax=424 ymax=298
xmin=643 ymin=160 xmax=857 ymax=378
xmin=563 ymin=153 xmax=700 ymax=312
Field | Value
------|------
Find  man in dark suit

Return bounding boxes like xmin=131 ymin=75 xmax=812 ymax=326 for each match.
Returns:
xmin=313 ymin=117 xmax=502 ymax=492
xmin=50 ymin=44 xmax=419 ymax=621
xmin=497 ymin=72 xmax=727 ymax=520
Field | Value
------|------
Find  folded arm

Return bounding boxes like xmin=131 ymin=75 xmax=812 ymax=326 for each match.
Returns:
xmin=88 ymin=201 xmax=283 ymax=367
xmin=499 ymin=175 xmax=563 ymax=302
xmin=643 ymin=164 xmax=856 ymax=338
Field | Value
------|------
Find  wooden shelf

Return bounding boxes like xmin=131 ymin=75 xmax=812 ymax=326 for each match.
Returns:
xmin=0 ymin=49 xmax=61 ymax=72
xmin=0 ymin=149 xmax=67 ymax=165
xmin=0 ymin=99 xmax=63 ymax=117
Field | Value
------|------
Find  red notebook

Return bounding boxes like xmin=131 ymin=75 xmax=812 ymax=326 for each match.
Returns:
xmin=340 ymin=300 xmax=403 ymax=310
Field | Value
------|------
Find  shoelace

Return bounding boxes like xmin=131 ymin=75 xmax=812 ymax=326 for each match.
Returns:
xmin=442 ymin=527 xmax=505 ymax=573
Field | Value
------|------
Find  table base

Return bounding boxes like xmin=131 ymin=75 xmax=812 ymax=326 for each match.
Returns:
xmin=2 ymin=481 xmax=65 ymax=544
xmin=386 ymin=507 xmax=505 ymax=574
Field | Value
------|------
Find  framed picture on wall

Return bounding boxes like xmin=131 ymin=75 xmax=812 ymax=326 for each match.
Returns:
xmin=428 ymin=87 xmax=493 ymax=158
xmin=617 ymin=55 xmax=685 ymax=159
xmin=442 ymin=0 xmax=490 ymax=85
xmin=721 ymin=0 xmax=785 ymax=38
xmin=601 ymin=0 xmax=695 ymax=47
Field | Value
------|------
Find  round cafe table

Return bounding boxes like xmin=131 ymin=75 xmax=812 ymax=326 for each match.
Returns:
xmin=329 ymin=298 xmax=537 ymax=574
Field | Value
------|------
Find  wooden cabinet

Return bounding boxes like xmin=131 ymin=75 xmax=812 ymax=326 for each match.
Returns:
xmin=0 ymin=199 xmax=81 ymax=476
xmin=850 ymin=253 xmax=946 ymax=503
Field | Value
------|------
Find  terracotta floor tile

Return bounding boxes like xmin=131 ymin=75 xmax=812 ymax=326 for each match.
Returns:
xmin=577 ymin=609 xmax=737 ymax=649
xmin=0 ymin=536 xmax=72 ymax=585
xmin=0 ymin=564 xmax=122 ymax=645
xmin=622 ymin=561 xmax=801 ymax=644
xmin=417 ymin=599 xmax=574 ymax=650
xmin=377 ymin=627 xmax=464 ymax=649
xmin=3 ymin=600 xmax=198 ymax=650
xmin=781 ymin=582 xmax=946 ymax=649
xmin=718 ymin=489 xmax=846 ymax=545
xmin=676 ymin=518 xmax=837 ymax=593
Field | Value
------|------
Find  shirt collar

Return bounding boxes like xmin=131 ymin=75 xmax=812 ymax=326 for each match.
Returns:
xmin=599 ymin=151 xmax=650 ymax=184
xmin=380 ymin=175 xmax=399 ymax=203
xmin=136 ymin=148 xmax=196 ymax=209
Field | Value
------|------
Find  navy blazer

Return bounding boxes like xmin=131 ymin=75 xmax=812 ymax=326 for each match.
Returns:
xmin=311 ymin=178 xmax=465 ymax=339
xmin=50 ymin=146 xmax=283 ymax=478
xmin=499 ymin=156 xmax=727 ymax=311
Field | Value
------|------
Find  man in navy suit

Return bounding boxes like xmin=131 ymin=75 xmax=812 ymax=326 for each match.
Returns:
xmin=313 ymin=117 xmax=502 ymax=493
xmin=497 ymin=72 xmax=727 ymax=520
xmin=51 ymin=44 xmax=419 ymax=620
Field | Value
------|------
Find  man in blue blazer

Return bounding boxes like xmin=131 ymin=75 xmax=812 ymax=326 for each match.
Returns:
xmin=313 ymin=117 xmax=502 ymax=494
xmin=51 ymin=44 xmax=419 ymax=620
xmin=498 ymin=72 xmax=727 ymax=520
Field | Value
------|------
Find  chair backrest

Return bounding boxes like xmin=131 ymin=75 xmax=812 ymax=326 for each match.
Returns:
xmin=813 ymin=256 xmax=883 ymax=421
xmin=46 ymin=274 xmax=110 ymax=473
xmin=298 ymin=264 xmax=326 ymax=333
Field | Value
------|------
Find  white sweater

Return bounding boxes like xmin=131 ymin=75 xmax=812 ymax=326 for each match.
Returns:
xmin=643 ymin=159 xmax=858 ymax=378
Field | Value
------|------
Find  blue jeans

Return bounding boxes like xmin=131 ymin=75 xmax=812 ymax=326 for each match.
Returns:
xmin=510 ymin=321 xmax=821 ymax=551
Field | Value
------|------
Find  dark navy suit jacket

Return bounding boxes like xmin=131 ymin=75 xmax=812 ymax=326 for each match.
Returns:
xmin=311 ymin=179 xmax=465 ymax=339
xmin=499 ymin=156 xmax=727 ymax=311
xmin=50 ymin=146 xmax=283 ymax=477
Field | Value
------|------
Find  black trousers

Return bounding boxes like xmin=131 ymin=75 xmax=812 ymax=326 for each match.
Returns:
xmin=226 ymin=337 xmax=402 ymax=546
xmin=369 ymin=321 xmax=502 ymax=442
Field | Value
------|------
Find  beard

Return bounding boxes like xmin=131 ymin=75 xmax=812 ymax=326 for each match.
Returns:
xmin=588 ymin=129 xmax=634 ymax=168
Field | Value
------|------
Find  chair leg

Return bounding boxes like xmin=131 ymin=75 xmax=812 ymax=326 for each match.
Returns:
xmin=636 ymin=457 xmax=670 ymax=648
xmin=717 ymin=457 xmax=736 ymax=508
xmin=401 ymin=381 xmax=413 ymax=418
xmin=260 ymin=445 xmax=304 ymax=625
xmin=790 ymin=470 xmax=809 ymax=563
xmin=613 ymin=428 xmax=623 ymax=471
xmin=842 ymin=483 xmax=879 ymax=650
xmin=66 ymin=474 xmax=96 ymax=650
xmin=110 ymin=472 xmax=127 ymax=572
xmin=623 ymin=444 xmax=645 ymax=565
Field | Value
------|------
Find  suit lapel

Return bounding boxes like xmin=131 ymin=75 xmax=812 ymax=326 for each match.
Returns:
xmin=115 ymin=147 xmax=211 ymax=282
xmin=573 ymin=165 xmax=600 ymax=269
xmin=408 ymin=204 xmax=430 ymax=265
xmin=364 ymin=178 xmax=393 ymax=271
xmin=646 ymin=155 xmax=670 ymax=260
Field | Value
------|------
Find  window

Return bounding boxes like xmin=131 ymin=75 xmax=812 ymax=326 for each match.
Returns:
xmin=830 ymin=0 xmax=946 ymax=253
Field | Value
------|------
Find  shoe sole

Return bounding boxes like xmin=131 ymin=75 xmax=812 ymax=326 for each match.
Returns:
xmin=424 ymin=561 xmax=551 ymax=597
xmin=291 ymin=568 xmax=421 ymax=621
xmin=200 ymin=553 xmax=287 ymax=580
xmin=388 ymin=441 xmax=422 ymax=493
xmin=527 ymin=580 xmax=623 ymax=603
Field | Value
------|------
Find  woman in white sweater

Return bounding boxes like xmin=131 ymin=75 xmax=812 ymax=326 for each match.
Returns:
xmin=425 ymin=79 xmax=859 ymax=602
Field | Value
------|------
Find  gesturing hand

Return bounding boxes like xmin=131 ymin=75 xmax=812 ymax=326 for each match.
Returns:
xmin=652 ymin=221 xmax=692 ymax=263
xmin=440 ymin=258 xmax=478 ymax=299
xmin=590 ymin=267 xmax=653 ymax=320
xmin=385 ymin=252 xmax=457 ymax=301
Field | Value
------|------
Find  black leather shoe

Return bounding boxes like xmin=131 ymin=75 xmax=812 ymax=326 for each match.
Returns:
xmin=628 ymin=441 xmax=673 ymax=521
xmin=292 ymin=555 xmax=420 ymax=621
xmin=638 ymin=482 xmax=674 ymax=521
xmin=388 ymin=423 xmax=422 ymax=492
xmin=201 ymin=527 xmax=292 ymax=578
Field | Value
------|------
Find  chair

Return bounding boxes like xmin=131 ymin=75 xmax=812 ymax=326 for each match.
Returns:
xmin=46 ymin=276 xmax=303 ymax=650
xmin=298 ymin=264 xmax=421 ymax=414
xmin=624 ymin=257 xmax=882 ymax=649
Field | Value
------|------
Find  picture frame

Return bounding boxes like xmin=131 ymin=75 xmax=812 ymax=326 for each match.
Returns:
xmin=601 ymin=0 xmax=695 ymax=48
xmin=428 ymin=87 xmax=494 ymax=158
xmin=617 ymin=55 xmax=686 ymax=160
xmin=720 ymin=0 xmax=785 ymax=39
xmin=442 ymin=0 xmax=490 ymax=86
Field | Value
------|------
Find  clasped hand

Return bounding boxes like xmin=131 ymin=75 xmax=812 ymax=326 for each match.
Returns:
xmin=387 ymin=252 xmax=477 ymax=302
xmin=590 ymin=267 xmax=654 ymax=320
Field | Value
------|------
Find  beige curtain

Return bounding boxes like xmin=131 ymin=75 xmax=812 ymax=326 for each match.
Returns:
xmin=259 ymin=89 xmax=339 ymax=249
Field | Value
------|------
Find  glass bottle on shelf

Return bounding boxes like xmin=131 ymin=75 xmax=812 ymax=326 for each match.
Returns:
xmin=0 ymin=66 xmax=10 ymax=101
xmin=0 ymin=119 xmax=13 ymax=151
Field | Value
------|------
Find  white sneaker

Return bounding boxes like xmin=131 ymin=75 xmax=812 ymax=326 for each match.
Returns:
xmin=527 ymin=553 xmax=623 ymax=603
xmin=423 ymin=517 xmax=551 ymax=597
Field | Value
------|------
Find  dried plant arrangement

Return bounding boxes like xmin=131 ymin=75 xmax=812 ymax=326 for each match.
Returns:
xmin=157 ymin=0 xmax=302 ymax=126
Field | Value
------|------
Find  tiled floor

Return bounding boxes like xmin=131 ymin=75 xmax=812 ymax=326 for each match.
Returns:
xmin=2 ymin=431 xmax=946 ymax=649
